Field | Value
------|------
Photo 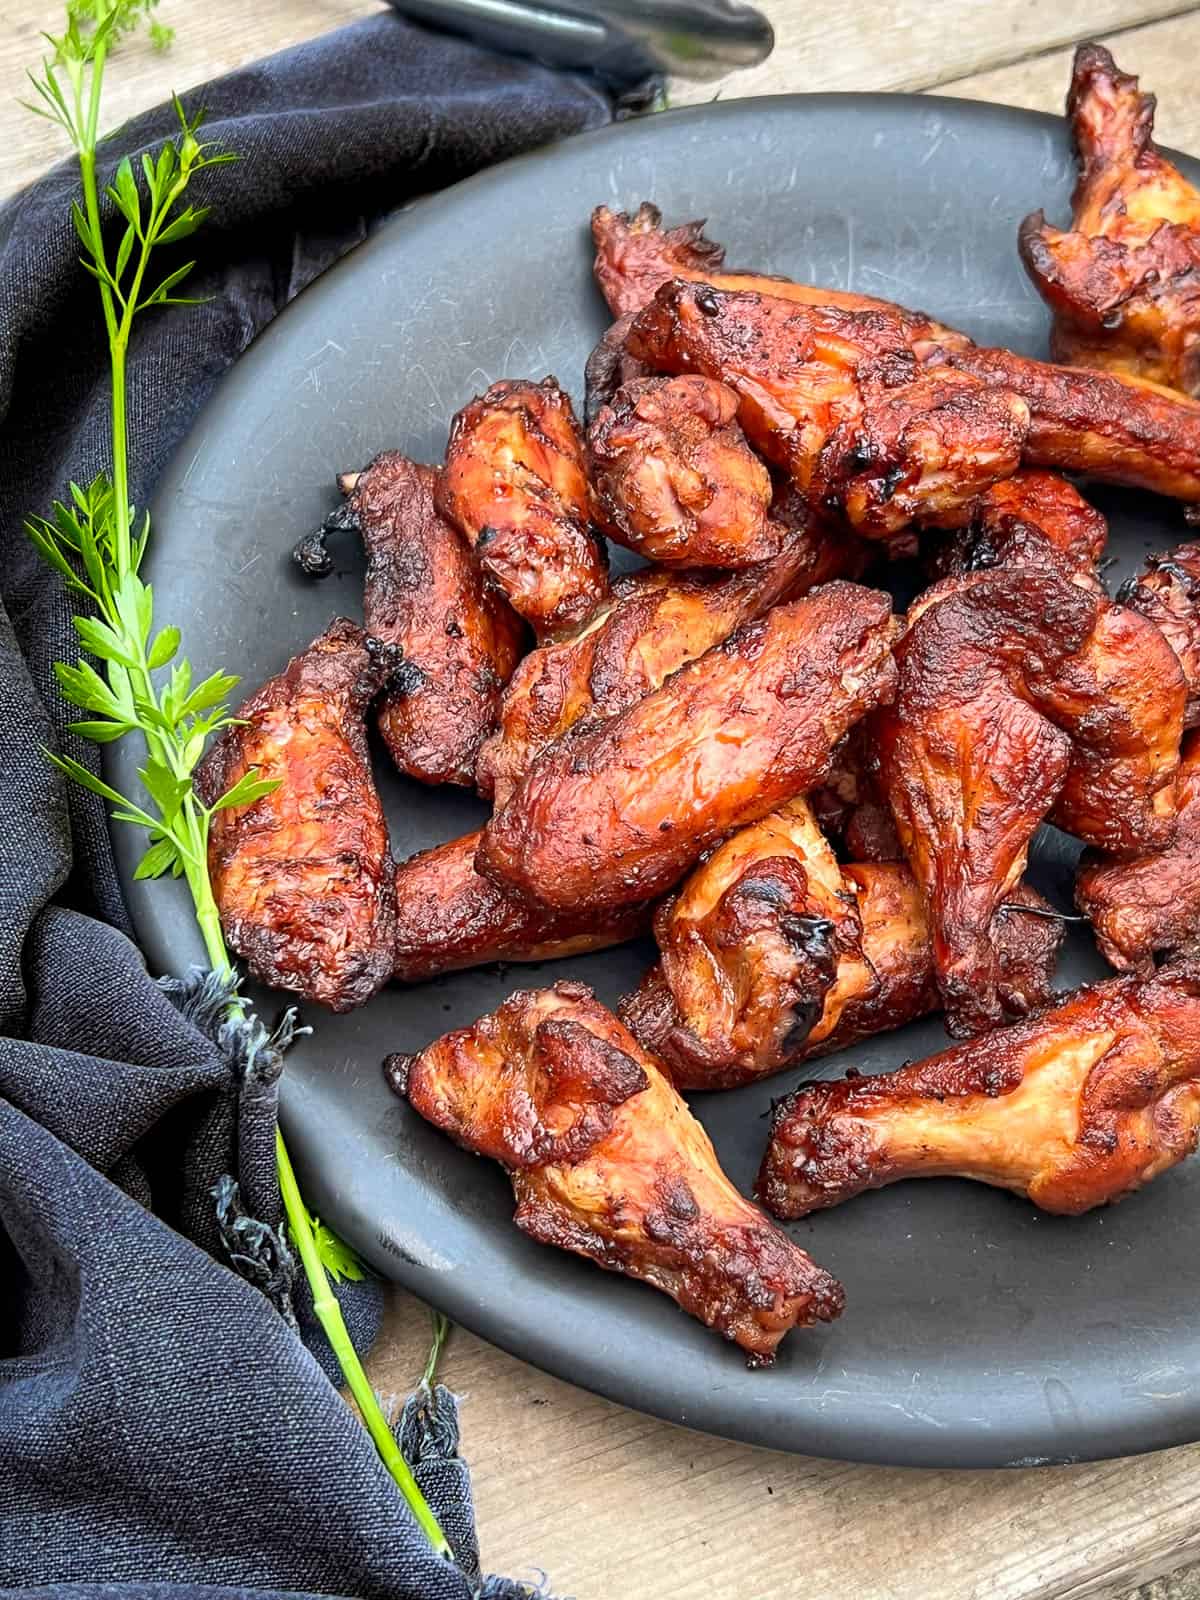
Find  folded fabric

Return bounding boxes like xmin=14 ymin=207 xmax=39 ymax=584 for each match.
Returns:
xmin=0 ymin=13 xmax=613 ymax=1597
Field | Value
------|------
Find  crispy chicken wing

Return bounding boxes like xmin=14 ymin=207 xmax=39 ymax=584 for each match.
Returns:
xmin=387 ymin=981 xmax=844 ymax=1360
xmin=628 ymin=282 xmax=1030 ymax=538
xmin=758 ymin=960 xmax=1200 ymax=1218
xmin=1019 ymin=45 xmax=1200 ymax=395
xmin=591 ymin=202 xmax=968 ymax=348
xmin=1120 ymin=541 xmax=1200 ymax=726
xmin=437 ymin=378 xmax=609 ymax=638
xmin=1076 ymin=731 xmax=1200 ymax=972
xmin=392 ymin=831 xmax=651 ymax=983
xmin=931 ymin=469 xmax=1107 ymax=588
xmin=196 ymin=619 xmax=397 ymax=1012
xmin=876 ymin=568 xmax=1093 ymax=1036
xmin=587 ymin=375 xmax=780 ymax=568
xmin=479 ymin=582 xmax=898 ymax=911
xmin=475 ymin=516 xmax=865 ymax=806
xmin=294 ymin=453 xmax=526 ymax=787
xmin=620 ymin=797 xmax=1063 ymax=1090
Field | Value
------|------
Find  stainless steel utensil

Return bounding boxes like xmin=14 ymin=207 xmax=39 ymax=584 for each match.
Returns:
xmin=387 ymin=0 xmax=774 ymax=85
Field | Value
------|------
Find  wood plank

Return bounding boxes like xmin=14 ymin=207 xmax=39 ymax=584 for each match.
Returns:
xmin=371 ymin=1287 xmax=1200 ymax=1600
xmin=941 ymin=12 xmax=1200 ymax=156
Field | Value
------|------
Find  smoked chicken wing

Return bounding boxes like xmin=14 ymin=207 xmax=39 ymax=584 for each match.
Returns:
xmin=1120 ymin=541 xmax=1200 ymax=726
xmin=196 ymin=618 xmax=397 ymax=1012
xmin=628 ymin=281 xmax=1030 ymax=539
xmin=620 ymin=797 xmax=1062 ymax=1090
xmin=438 ymin=378 xmax=610 ymax=638
xmin=392 ymin=831 xmax=652 ymax=983
xmin=1077 ymin=731 xmax=1200 ymax=972
xmin=479 ymin=581 xmax=898 ymax=911
xmin=930 ymin=469 xmax=1107 ymax=588
xmin=387 ymin=982 xmax=844 ymax=1360
xmin=294 ymin=453 xmax=526 ymax=787
xmin=758 ymin=960 xmax=1200 ymax=1218
xmin=475 ymin=516 xmax=865 ymax=805
xmin=1019 ymin=45 xmax=1200 ymax=395
xmin=587 ymin=375 xmax=780 ymax=568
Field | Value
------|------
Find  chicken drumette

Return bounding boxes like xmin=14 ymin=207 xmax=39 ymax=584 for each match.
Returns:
xmin=476 ymin=514 xmax=865 ymax=805
xmin=1019 ymin=44 xmax=1200 ymax=396
xmin=196 ymin=619 xmax=398 ymax=1012
xmin=587 ymin=374 xmax=782 ymax=568
xmin=294 ymin=453 xmax=526 ymax=787
xmin=438 ymin=377 xmax=610 ymax=639
xmin=479 ymin=582 xmax=898 ymax=911
xmin=619 ymin=796 xmax=1061 ymax=1090
xmin=758 ymin=960 xmax=1200 ymax=1218
xmin=387 ymin=981 xmax=844 ymax=1361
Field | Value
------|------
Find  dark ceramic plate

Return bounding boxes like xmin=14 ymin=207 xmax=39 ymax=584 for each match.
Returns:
xmin=113 ymin=95 xmax=1200 ymax=1468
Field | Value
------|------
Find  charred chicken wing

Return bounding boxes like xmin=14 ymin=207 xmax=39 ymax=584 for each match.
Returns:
xmin=587 ymin=375 xmax=781 ymax=568
xmin=931 ymin=469 xmax=1107 ymax=588
xmin=1020 ymin=44 xmax=1200 ymax=395
xmin=758 ymin=960 xmax=1200 ymax=1218
xmin=387 ymin=982 xmax=844 ymax=1360
xmin=196 ymin=618 xmax=397 ymax=1012
xmin=438 ymin=378 xmax=609 ymax=638
xmin=628 ymin=281 xmax=1030 ymax=539
xmin=1120 ymin=541 xmax=1200 ymax=726
xmin=392 ymin=831 xmax=652 ymax=983
xmin=479 ymin=582 xmax=898 ymax=912
xmin=620 ymin=797 xmax=1063 ymax=1090
xmin=1077 ymin=731 xmax=1200 ymax=972
xmin=295 ymin=453 xmax=526 ymax=787
xmin=475 ymin=516 xmax=864 ymax=806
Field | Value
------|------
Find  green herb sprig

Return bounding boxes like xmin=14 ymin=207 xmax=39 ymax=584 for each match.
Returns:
xmin=23 ymin=2 xmax=451 ymax=1560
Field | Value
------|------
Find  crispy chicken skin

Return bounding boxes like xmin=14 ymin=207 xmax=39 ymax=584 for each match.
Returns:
xmin=587 ymin=375 xmax=780 ymax=568
xmin=932 ymin=469 xmax=1107 ymax=588
xmin=387 ymin=981 xmax=844 ymax=1360
xmin=876 ymin=569 xmax=1092 ymax=1037
xmin=758 ymin=960 xmax=1200 ymax=1218
xmin=196 ymin=619 xmax=397 ymax=1012
xmin=475 ymin=518 xmax=865 ymax=806
xmin=628 ymin=282 xmax=1030 ymax=538
xmin=1120 ymin=541 xmax=1200 ymax=726
xmin=937 ymin=342 xmax=1200 ymax=502
xmin=620 ymin=797 xmax=1063 ymax=1090
xmin=299 ymin=454 xmax=526 ymax=787
xmin=591 ymin=202 xmax=969 ymax=348
xmin=437 ymin=378 xmax=609 ymax=639
xmin=479 ymin=582 xmax=899 ymax=911
xmin=1077 ymin=732 xmax=1200 ymax=972
xmin=392 ymin=832 xmax=651 ymax=983
xmin=1019 ymin=45 xmax=1200 ymax=395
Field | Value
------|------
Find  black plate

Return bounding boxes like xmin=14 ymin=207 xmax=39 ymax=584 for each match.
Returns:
xmin=113 ymin=95 xmax=1200 ymax=1467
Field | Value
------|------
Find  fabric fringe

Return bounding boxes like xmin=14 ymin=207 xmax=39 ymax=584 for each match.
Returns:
xmin=211 ymin=1173 xmax=298 ymax=1328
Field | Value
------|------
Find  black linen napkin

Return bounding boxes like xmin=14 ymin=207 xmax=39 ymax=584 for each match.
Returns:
xmin=0 ymin=13 xmax=614 ymax=1598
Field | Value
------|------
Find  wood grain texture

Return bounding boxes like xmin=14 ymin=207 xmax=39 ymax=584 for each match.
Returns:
xmin=8 ymin=0 xmax=1200 ymax=1595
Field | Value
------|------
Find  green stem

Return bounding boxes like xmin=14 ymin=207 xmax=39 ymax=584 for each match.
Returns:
xmin=276 ymin=1129 xmax=453 ymax=1560
xmin=109 ymin=335 xmax=131 ymax=575
xmin=422 ymin=1311 xmax=451 ymax=1391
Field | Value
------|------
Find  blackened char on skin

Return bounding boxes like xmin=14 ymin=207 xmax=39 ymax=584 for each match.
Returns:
xmin=757 ymin=959 xmax=1200 ymax=1219
xmin=195 ymin=618 xmax=399 ymax=1012
xmin=389 ymin=980 xmax=844 ymax=1363
xmin=1119 ymin=542 xmax=1200 ymax=728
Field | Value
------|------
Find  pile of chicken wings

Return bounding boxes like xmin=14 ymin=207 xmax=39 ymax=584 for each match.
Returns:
xmin=197 ymin=45 xmax=1200 ymax=1364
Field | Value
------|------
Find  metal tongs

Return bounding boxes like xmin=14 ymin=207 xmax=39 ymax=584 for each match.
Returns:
xmin=386 ymin=0 xmax=774 ymax=86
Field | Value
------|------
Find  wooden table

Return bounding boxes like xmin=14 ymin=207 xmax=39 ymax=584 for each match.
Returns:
xmin=7 ymin=3 xmax=1200 ymax=1596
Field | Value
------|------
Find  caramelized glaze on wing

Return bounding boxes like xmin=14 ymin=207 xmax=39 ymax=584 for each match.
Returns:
xmin=475 ymin=517 xmax=865 ymax=806
xmin=1120 ymin=541 xmax=1200 ymax=726
xmin=196 ymin=619 xmax=397 ymax=1012
xmin=1019 ymin=45 xmax=1200 ymax=394
xmin=392 ymin=831 xmax=651 ymax=983
xmin=438 ymin=378 xmax=609 ymax=638
xmin=323 ymin=453 xmax=526 ymax=787
xmin=628 ymin=282 xmax=1030 ymax=538
xmin=1077 ymin=731 xmax=1200 ymax=971
xmin=620 ymin=797 xmax=1063 ymax=1089
xmin=758 ymin=960 xmax=1200 ymax=1217
xmin=931 ymin=469 xmax=1107 ymax=588
xmin=479 ymin=582 xmax=898 ymax=911
xmin=587 ymin=375 xmax=780 ymax=567
xmin=388 ymin=981 xmax=844 ymax=1361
